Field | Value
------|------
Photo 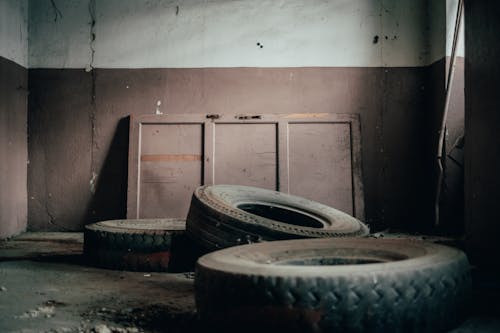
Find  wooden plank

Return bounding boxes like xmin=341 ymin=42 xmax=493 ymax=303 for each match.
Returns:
xmin=140 ymin=154 xmax=201 ymax=162
xmin=139 ymin=123 xmax=203 ymax=218
xmin=284 ymin=113 xmax=331 ymax=119
xmin=278 ymin=120 xmax=289 ymax=193
xmin=127 ymin=115 xmax=206 ymax=219
xmin=288 ymin=122 xmax=354 ymax=215
xmin=204 ymin=121 xmax=215 ymax=185
xmin=213 ymin=123 xmax=278 ymax=190
xmin=349 ymin=114 xmax=365 ymax=220
xmin=126 ymin=115 xmax=141 ymax=218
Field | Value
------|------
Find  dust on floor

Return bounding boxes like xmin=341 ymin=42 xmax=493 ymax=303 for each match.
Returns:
xmin=0 ymin=233 xmax=197 ymax=333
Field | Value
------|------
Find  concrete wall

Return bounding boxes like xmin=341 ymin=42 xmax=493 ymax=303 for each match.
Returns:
xmin=0 ymin=0 xmax=28 ymax=238
xmin=0 ymin=0 xmax=28 ymax=68
xmin=465 ymin=1 xmax=500 ymax=266
xmin=29 ymin=0 xmax=441 ymax=69
xmin=27 ymin=0 xmax=447 ymax=232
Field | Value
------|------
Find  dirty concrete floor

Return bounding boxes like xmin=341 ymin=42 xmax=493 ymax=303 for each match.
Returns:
xmin=0 ymin=233 xmax=197 ymax=333
xmin=0 ymin=232 xmax=499 ymax=333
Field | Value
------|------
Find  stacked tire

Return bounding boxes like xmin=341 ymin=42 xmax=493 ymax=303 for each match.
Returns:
xmin=84 ymin=218 xmax=185 ymax=272
xmin=186 ymin=185 xmax=369 ymax=252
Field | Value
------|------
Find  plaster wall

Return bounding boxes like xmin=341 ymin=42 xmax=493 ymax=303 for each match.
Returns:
xmin=29 ymin=0 xmax=442 ymax=69
xmin=0 ymin=0 xmax=28 ymax=67
xmin=0 ymin=0 xmax=28 ymax=238
xmin=27 ymin=0 xmax=446 ymax=232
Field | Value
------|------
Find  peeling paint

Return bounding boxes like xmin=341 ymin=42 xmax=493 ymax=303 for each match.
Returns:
xmin=155 ymin=100 xmax=163 ymax=115
xmin=90 ymin=171 xmax=98 ymax=194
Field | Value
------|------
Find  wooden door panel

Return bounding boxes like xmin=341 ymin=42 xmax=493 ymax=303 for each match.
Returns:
xmin=213 ymin=123 xmax=278 ymax=190
xmin=288 ymin=122 xmax=353 ymax=215
xmin=134 ymin=123 xmax=204 ymax=218
xmin=128 ymin=114 xmax=364 ymax=220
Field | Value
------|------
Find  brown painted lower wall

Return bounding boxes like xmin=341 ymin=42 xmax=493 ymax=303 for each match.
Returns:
xmin=0 ymin=56 xmax=28 ymax=238
xmin=28 ymin=61 xmax=448 ymax=232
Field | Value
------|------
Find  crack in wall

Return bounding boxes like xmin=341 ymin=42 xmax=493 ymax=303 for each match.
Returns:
xmin=88 ymin=0 xmax=98 ymax=194
xmin=88 ymin=0 xmax=96 ymax=71
xmin=41 ymin=197 xmax=70 ymax=231
xmin=49 ymin=0 xmax=63 ymax=22
xmin=44 ymin=199 xmax=56 ymax=226
xmin=28 ymin=94 xmax=68 ymax=231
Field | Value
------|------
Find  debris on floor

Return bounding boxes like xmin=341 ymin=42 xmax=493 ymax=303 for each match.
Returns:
xmin=0 ymin=234 xmax=196 ymax=333
xmin=17 ymin=305 xmax=55 ymax=319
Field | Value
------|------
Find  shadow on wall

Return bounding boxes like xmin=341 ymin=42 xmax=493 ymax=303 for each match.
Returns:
xmin=85 ymin=117 xmax=129 ymax=225
xmin=28 ymin=66 xmax=440 ymax=233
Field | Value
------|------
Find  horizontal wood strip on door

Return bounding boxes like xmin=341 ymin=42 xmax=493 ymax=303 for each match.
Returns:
xmin=141 ymin=154 xmax=202 ymax=162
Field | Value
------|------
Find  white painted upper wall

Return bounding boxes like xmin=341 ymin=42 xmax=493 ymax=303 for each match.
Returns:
xmin=29 ymin=0 xmax=92 ymax=68
xmin=0 ymin=0 xmax=28 ymax=67
xmin=29 ymin=0 xmax=445 ymax=68
xmin=446 ymin=0 xmax=464 ymax=57
xmin=428 ymin=0 xmax=446 ymax=63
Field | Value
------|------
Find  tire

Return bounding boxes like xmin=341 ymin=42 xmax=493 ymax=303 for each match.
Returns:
xmin=186 ymin=185 xmax=369 ymax=252
xmin=195 ymin=238 xmax=471 ymax=333
xmin=84 ymin=218 xmax=185 ymax=272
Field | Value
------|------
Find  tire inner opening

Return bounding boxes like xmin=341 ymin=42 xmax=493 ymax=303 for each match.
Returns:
xmin=237 ymin=203 xmax=324 ymax=228
xmin=278 ymin=257 xmax=387 ymax=265
xmin=273 ymin=249 xmax=408 ymax=265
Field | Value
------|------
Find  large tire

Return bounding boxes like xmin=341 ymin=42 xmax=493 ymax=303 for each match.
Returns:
xmin=196 ymin=238 xmax=471 ymax=333
xmin=84 ymin=218 xmax=185 ymax=272
xmin=186 ymin=185 xmax=369 ymax=252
